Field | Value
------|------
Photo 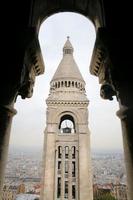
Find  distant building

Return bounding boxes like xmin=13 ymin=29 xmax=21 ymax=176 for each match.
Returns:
xmin=33 ymin=184 xmax=41 ymax=195
xmin=112 ymin=183 xmax=128 ymax=200
xmin=93 ymin=183 xmax=128 ymax=200
xmin=2 ymin=185 xmax=18 ymax=200
xmin=16 ymin=194 xmax=40 ymax=200
xmin=17 ymin=183 xmax=25 ymax=194
xmin=93 ymin=183 xmax=113 ymax=200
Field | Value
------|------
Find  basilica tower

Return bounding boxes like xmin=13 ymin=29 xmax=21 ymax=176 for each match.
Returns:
xmin=42 ymin=37 xmax=93 ymax=200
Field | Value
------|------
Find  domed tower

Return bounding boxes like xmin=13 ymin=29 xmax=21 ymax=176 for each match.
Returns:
xmin=42 ymin=37 xmax=93 ymax=200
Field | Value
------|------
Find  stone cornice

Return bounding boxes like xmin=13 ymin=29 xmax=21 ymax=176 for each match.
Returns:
xmin=24 ymin=32 xmax=44 ymax=76
xmin=46 ymin=100 xmax=89 ymax=106
xmin=90 ymin=28 xmax=107 ymax=77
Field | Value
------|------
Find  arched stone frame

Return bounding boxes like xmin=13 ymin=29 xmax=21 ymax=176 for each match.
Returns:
xmin=1 ymin=1 xmax=133 ymax=199
xmin=58 ymin=115 xmax=75 ymax=133
xmin=31 ymin=5 xmax=132 ymax=198
xmin=31 ymin=0 xmax=104 ymax=34
xmin=54 ymin=110 xmax=80 ymax=134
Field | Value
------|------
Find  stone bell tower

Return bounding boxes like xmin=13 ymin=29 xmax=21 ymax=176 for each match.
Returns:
xmin=42 ymin=37 xmax=93 ymax=200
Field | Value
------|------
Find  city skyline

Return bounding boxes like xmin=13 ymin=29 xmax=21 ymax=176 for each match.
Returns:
xmin=9 ymin=12 xmax=123 ymax=152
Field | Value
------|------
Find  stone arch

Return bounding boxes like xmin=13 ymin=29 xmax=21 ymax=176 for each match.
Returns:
xmin=59 ymin=114 xmax=75 ymax=133
xmin=1 ymin=2 xmax=132 ymax=199
xmin=57 ymin=111 xmax=78 ymax=125
xmin=31 ymin=0 xmax=104 ymax=34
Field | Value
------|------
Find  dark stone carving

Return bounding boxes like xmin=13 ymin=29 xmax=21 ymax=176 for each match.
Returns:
xmin=18 ymin=32 xmax=44 ymax=99
xmin=90 ymin=28 xmax=117 ymax=101
xmin=100 ymin=83 xmax=116 ymax=100
xmin=18 ymin=64 xmax=35 ymax=99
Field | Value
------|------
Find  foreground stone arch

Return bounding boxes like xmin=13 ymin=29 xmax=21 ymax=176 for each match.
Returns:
xmin=0 ymin=1 xmax=133 ymax=199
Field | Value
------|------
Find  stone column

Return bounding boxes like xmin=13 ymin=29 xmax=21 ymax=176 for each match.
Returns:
xmin=61 ymin=148 xmax=65 ymax=200
xmin=116 ymin=104 xmax=133 ymax=200
xmin=0 ymin=104 xmax=17 ymax=194
xmin=54 ymin=149 xmax=58 ymax=200
xmin=89 ymin=27 xmax=133 ymax=200
xmin=76 ymin=149 xmax=79 ymax=200
xmin=68 ymin=149 xmax=72 ymax=200
xmin=43 ymin=133 xmax=56 ymax=200
xmin=115 ymin=84 xmax=133 ymax=200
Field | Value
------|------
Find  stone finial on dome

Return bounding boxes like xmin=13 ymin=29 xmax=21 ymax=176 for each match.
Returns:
xmin=63 ymin=36 xmax=74 ymax=55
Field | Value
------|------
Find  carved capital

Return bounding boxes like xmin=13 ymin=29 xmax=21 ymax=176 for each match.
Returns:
xmin=0 ymin=105 xmax=17 ymax=117
xmin=100 ymin=83 xmax=116 ymax=101
xmin=116 ymin=105 xmax=133 ymax=120
xmin=18 ymin=30 xmax=45 ymax=99
xmin=18 ymin=64 xmax=36 ymax=99
xmin=90 ymin=28 xmax=116 ymax=100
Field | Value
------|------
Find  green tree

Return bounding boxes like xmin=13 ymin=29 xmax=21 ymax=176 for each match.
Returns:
xmin=95 ymin=193 xmax=117 ymax=200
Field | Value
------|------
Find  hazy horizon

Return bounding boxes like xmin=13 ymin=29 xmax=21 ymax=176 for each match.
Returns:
xmin=8 ymin=145 xmax=124 ymax=155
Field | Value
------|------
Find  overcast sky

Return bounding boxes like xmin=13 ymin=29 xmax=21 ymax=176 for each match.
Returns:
xmin=9 ymin=12 xmax=123 ymax=152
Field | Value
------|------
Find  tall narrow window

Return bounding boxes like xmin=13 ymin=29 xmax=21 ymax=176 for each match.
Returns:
xmin=72 ymin=81 xmax=74 ymax=87
xmin=72 ymin=185 xmax=76 ymax=199
xmin=65 ymin=161 xmax=68 ymax=173
xmin=58 ymin=146 xmax=62 ymax=158
xmin=58 ymin=161 xmax=61 ymax=169
xmin=57 ymin=177 xmax=61 ymax=198
xmin=72 ymin=161 xmax=76 ymax=177
xmin=64 ymin=181 xmax=68 ymax=198
xmin=72 ymin=146 xmax=76 ymax=159
xmin=65 ymin=146 xmax=69 ymax=159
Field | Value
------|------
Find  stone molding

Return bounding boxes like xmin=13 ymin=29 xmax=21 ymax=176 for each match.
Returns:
xmin=46 ymin=100 xmax=89 ymax=106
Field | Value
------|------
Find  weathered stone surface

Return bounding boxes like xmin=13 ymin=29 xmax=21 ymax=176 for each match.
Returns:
xmin=41 ymin=38 xmax=93 ymax=200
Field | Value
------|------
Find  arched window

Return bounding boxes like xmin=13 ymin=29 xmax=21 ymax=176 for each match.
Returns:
xmin=72 ymin=146 xmax=76 ymax=159
xmin=58 ymin=146 xmax=62 ymax=158
xmin=72 ymin=161 xmax=76 ymax=177
xmin=57 ymin=177 xmax=61 ymax=198
xmin=65 ymin=146 xmax=69 ymax=158
xmin=55 ymin=82 xmax=57 ymax=88
xmin=58 ymin=82 xmax=60 ymax=88
xmin=72 ymin=81 xmax=74 ymax=87
xmin=59 ymin=115 xmax=75 ymax=133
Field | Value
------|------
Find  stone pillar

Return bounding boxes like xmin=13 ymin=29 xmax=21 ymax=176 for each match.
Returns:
xmin=76 ymin=149 xmax=79 ymax=200
xmin=43 ymin=133 xmax=56 ymax=200
xmin=89 ymin=26 xmax=133 ymax=200
xmin=68 ymin=149 xmax=72 ymax=200
xmin=0 ymin=104 xmax=17 ymax=194
xmin=54 ymin=149 xmax=58 ymax=200
xmin=117 ymin=86 xmax=133 ymax=200
xmin=79 ymin=132 xmax=93 ymax=200
xmin=61 ymin=148 xmax=65 ymax=200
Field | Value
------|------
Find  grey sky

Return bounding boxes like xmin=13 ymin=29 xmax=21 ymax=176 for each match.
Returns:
xmin=9 ymin=12 xmax=123 ymax=151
